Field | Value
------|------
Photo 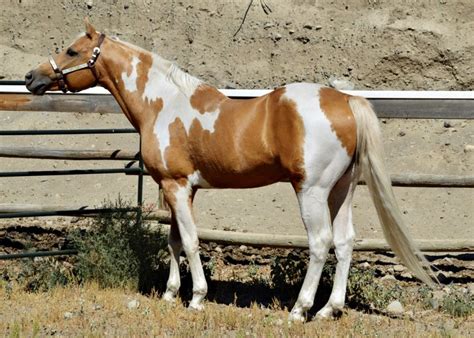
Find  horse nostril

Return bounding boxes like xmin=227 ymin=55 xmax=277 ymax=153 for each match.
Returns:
xmin=25 ymin=71 xmax=33 ymax=84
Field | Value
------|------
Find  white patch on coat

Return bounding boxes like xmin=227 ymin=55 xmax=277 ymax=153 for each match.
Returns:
xmin=121 ymin=56 xmax=140 ymax=93
xmin=140 ymin=56 xmax=219 ymax=168
xmin=187 ymin=170 xmax=212 ymax=188
xmin=283 ymin=83 xmax=352 ymax=190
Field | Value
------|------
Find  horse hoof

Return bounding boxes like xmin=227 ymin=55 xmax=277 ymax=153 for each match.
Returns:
xmin=288 ymin=311 xmax=305 ymax=323
xmin=316 ymin=306 xmax=343 ymax=319
xmin=162 ymin=291 xmax=176 ymax=303
xmin=188 ymin=301 xmax=204 ymax=311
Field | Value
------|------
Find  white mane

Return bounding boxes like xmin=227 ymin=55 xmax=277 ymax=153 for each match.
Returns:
xmin=113 ymin=37 xmax=203 ymax=97
xmin=166 ymin=63 xmax=203 ymax=97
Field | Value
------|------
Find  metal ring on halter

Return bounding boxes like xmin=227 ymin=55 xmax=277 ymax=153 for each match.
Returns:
xmin=49 ymin=55 xmax=68 ymax=93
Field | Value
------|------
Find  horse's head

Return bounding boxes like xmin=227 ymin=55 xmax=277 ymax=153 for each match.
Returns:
xmin=25 ymin=19 xmax=105 ymax=95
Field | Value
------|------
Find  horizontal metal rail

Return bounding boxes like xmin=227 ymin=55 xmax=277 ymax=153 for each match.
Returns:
xmin=0 ymin=147 xmax=138 ymax=160
xmin=2 ymin=81 xmax=474 ymax=99
xmin=124 ymin=163 xmax=474 ymax=188
xmin=0 ymin=128 xmax=136 ymax=135
xmin=0 ymin=207 xmax=139 ymax=219
xmin=1 ymin=84 xmax=473 ymax=119
xmin=0 ymin=167 xmax=141 ymax=178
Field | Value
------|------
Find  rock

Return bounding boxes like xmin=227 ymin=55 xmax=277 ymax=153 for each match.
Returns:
xmin=296 ymin=36 xmax=310 ymax=44
xmin=92 ymin=304 xmax=102 ymax=311
xmin=314 ymin=25 xmax=323 ymax=30
xmin=328 ymin=77 xmax=355 ymax=90
xmin=239 ymin=245 xmax=247 ymax=251
xmin=463 ymin=144 xmax=474 ymax=153
xmin=264 ymin=22 xmax=275 ymax=29
xmin=381 ymin=274 xmax=397 ymax=281
xmin=303 ymin=24 xmax=313 ymax=29
xmin=360 ymin=262 xmax=371 ymax=269
xmin=215 ymin=246 xmax=222 ymax=253
xmin=393 ymin=264 xmax=405 ymax=272
xmin=386 ymin=300 xmax=404 ymax=314
xmin=272 ymin=33 xmax=282 ymax=42
xmin=398 ymin=131 xmax=406 ymax=137
xmin=127 ymin=299 xmax=140 ymax=310
xmin=85 ymin=0 xmax=93 ymax=9
xmin=401 ymin=272 xmax=413 ymax=279
xmin=443 ymin=286 xmax=452 ymax=294
xmin=443 ymin=121 xmax=452 ymax=128
xmin=64 ymin=311 xmax=74 ymax=319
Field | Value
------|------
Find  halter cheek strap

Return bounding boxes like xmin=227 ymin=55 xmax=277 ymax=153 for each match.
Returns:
xmin=49 ymin=33 xmax=106 ymax=93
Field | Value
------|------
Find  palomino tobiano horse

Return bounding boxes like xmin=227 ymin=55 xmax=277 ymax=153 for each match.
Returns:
xmin=25 ymin=20 xmax=435 ymax=321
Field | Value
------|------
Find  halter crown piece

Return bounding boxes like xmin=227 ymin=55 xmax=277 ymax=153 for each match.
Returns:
xmin=49 ymin=33 xmax=106 ymax=93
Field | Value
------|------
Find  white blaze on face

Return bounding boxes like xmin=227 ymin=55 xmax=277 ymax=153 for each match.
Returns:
xmin=121 ymin=56 xmax=140 ymax=92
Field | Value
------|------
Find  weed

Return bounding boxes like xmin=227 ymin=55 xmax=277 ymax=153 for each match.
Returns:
xmin=69 ymin=198 xmax=169 ymax=292
xmin=203 ymin=256 xmax=217 ymax=278
xmin=346 ymin=266 xmax=403 ymax=311
xmin=270 ymin=251 xmax=307 ymax=288
xmin=441 ymin=288 xmax=473 ymax=318
xmin=11 ymin=256 xmax=76 ymax=292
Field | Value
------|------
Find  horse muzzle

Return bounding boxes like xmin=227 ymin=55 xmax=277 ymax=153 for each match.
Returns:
xmin=25 ymin=70 xmax=53 ymax=95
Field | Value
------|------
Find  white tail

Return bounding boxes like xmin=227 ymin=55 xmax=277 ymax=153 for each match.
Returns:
xmin=349 ymin=96 xmax=437 ymax=286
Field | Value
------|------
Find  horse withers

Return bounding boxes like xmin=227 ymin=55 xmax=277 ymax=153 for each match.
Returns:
xmin=25 ymin=19 xmax=436 ymax=322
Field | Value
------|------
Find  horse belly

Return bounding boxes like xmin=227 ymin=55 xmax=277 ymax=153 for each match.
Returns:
xmin=192 ymin=142 xmax=288 ymax=188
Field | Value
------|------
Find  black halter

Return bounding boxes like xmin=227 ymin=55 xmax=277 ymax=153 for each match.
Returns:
xmin=49 ymin=33 xmax=106 ymax=93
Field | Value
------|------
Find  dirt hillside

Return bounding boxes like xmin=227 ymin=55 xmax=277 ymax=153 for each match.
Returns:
xmin=0 ymin=1 xmax=473 ymax=243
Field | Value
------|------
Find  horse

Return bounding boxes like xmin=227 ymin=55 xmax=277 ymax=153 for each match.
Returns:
xmin=25 ymin=19 xmax=435 ymax=322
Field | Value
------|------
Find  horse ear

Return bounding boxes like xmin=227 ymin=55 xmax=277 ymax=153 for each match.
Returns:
xmin=84 ymin=17 xmax=96 ymax=39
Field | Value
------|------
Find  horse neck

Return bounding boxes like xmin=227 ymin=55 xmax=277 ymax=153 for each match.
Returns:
xmin=98 ymin=38 xmax=203 ymax=131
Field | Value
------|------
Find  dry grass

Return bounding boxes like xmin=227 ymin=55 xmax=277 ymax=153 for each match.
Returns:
xmin=1 ymin=282 xmax=472 ymax=337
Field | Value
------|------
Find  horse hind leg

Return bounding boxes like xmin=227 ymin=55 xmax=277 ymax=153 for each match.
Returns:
xmin=316 ymin=168 xmax=355 ymax=319
xmin=289 ymin=185 xmax=333 ymax=322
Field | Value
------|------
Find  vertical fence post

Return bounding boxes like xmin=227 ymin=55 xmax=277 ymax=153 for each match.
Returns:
xmin=136 ymin=135 xmax=144 ymax=226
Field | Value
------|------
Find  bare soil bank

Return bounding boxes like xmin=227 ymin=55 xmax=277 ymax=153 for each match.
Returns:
xmin=0 ymin=1 xmax=473 ymax=243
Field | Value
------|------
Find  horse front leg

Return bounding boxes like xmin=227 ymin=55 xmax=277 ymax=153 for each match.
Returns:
xmin=161 ymin=179 xmax=207 ymax=310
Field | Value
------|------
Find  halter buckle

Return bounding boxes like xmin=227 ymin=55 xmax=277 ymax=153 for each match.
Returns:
xmin=88 ymin=47 xmax=101 ymax=67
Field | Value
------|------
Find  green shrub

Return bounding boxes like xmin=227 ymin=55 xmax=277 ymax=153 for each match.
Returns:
xmin=270 ymin=251 xmax=308 ymax=288
xmin=441 ymin=289 xmax=473 ymax=318
xmin=347 ymin=266 xmax=403 ymax=311
xmin=11 ymin=256 xmax=76 ymax=292
xmin=69 ymin=198 xmax=169 ymax=292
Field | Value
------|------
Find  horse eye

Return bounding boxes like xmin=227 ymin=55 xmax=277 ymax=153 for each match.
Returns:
xmin=66 ymin=48 xmax=78 ymax=57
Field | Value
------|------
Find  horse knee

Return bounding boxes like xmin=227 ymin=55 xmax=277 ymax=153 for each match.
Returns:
xmin=182 ymin=239 xmax=200 ymax=256
xmin=333 ymin=235 xmax=354 ymax=262
xmin=309 ymin=230 xmax=333 ymax=262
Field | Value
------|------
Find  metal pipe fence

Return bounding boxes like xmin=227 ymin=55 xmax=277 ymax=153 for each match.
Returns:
xmin=0 ymin=128 xmax=145 ymax=220
xmin=1 ymin=81 xmax=473 ymax=258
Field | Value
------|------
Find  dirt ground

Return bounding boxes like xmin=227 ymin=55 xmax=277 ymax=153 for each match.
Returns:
xmin=0 ymin=2 xmax=473 ymax=243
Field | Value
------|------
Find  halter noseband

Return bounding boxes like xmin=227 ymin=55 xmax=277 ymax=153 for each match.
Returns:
xmin=49 ymin=33 xmax=106 ymax=93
